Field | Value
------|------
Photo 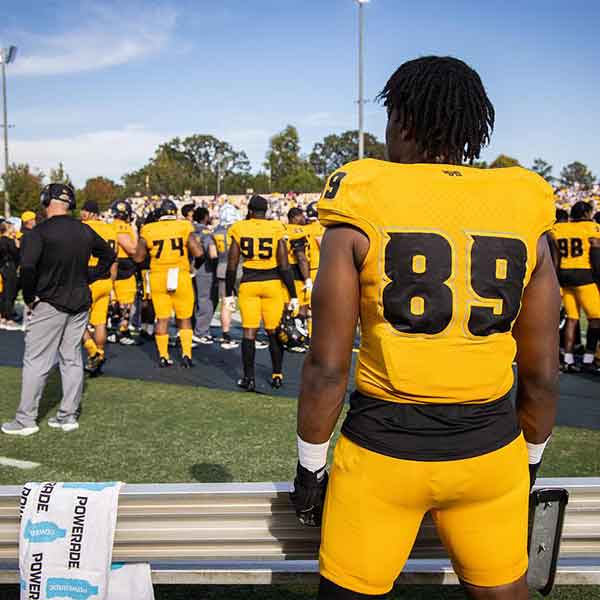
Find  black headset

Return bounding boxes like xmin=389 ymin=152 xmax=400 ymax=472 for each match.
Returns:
xmin=40 ymin=183 xmax=76 ymax=210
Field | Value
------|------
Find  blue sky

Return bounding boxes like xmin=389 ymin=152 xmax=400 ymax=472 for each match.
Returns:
xmin=1 ymin=0 xmax=599 ymax=186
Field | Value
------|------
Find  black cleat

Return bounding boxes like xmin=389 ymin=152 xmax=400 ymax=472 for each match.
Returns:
xmin=561 ymin=363 xmax=580 ymax=373
xmin=181 ymin=356 xmax=194 ymax=369
xmin=159 ymin=357 xmax=174 ymax=368
xmin=271 ymin=375 xmax=283 ymax=389
xmin=581 ymin=362 xmax=600 ymax=374
xmin=237 ymin=377 xmax=256 ymax=392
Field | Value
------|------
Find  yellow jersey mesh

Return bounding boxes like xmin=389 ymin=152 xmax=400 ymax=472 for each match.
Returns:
xmin=113 ymin=219 xmax=135 ymax=259
xmin=318 ymin=159 xmax=555 ymax=405
xmin=284 ymin=224 xmax=308 ymax=266
xmin=84 ymin=220 xmax=117 ymax=267
xmin=304 ymin=220 xmax=324 ymax=270
xmin=229 ymin=218 xmax=285 ymax=270
xmin=552 ymin=221 xmax=600 ymax=271
xmin=141 ymin=218 xmax=194 ymax=272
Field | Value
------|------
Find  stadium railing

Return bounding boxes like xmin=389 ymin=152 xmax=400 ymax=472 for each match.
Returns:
xmin=0 ymin=478 xmax=598 ymax=586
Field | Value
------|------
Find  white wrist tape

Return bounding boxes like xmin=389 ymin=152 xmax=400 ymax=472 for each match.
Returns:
xmin=526 ymin=437 xmax=550 ymax=465
xmin=297 ymin=435 xmax=330 ymax=473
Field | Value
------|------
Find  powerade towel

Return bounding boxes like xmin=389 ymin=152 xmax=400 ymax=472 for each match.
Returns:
xmin=18 ymin=481 xmax=154 ymax=600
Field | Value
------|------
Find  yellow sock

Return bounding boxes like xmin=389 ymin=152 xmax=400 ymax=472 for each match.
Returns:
xmin=84 ymin=339 xmax=98 ymax=358
xmin=155 ymin=334 xmax=170 ymax=359
xmin=97 ymin=347 xmax=105 ymax=359
xmin=179 ymin=329 xmax=193 ymax=358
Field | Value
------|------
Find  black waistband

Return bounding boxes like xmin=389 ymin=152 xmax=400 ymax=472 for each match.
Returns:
xmin=558 ymin=268 xmax=594 ymax=287
xmin=341 ymin=391 xmax=520 ymax=462
xmin=241 ymin=267 xmax=280 ymax=283
xmin=116 ymin=258 xmax=137 ymax=280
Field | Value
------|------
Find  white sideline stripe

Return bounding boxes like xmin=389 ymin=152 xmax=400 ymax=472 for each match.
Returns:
xmin=0 ymin=457 xmax=40 ymax=470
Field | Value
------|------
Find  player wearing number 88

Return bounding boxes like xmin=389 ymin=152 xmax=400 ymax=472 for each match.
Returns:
xmin=134 ymin=199 xmax=204 ymax=368
xmin=293 ymin=56 xmax=561 ymax=600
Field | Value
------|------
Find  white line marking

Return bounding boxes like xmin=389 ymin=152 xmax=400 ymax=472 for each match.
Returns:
xmin=0 ymin=456 xmax=41 ymax=470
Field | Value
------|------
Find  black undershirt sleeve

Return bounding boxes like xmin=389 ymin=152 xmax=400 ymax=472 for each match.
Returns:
xmin=225 ymin=269 xmax=237 ymax=297
xmin=279 ymin=267 xmax=297 ymax=299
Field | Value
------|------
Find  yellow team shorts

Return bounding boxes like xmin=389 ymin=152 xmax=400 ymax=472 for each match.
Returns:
xmin=89 ymin=279 xmax=113 ymax=327
xmin=320 ymin=434 xmax=529 ymax=595
xmin=150 ymin=269 xmax=194 ymax=320
xmin=238 ymin=280 xmax=284 ymax=330
xmin=113 ymin=276 xmax=137 ymax=305
xmin=563 ymin=284 xmax=600 ymax=320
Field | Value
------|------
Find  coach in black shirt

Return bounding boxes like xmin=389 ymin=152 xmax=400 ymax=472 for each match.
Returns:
xmin=2 ymin=183 xmax=115 ymax=436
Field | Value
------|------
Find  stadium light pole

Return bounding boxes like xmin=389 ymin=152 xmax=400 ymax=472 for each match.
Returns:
xmin=0 ymin=46 xmax=17 ymax=219
xmin=356 ymin=0 xmax=368 ymax=160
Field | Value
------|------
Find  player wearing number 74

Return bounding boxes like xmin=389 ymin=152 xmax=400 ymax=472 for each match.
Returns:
xmin=292 ymin=56 xmax=560 ymax=600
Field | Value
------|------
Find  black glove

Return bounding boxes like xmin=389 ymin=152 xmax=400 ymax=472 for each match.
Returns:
xmin=529 ymin=461 xmax=542 ymax=490
xmin=290 ymin=461 xmax=328 ymax=527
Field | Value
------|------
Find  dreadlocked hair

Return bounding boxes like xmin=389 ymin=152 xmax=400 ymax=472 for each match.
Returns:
xmin=377 ymin=56 xmax=495 ymax=164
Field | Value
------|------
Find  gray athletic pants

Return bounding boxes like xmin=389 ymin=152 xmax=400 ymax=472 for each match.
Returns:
xmin=194 ymin=272 xmax=217 ymax=337
xmin=15 ymin=302 xmax=88 ymax=427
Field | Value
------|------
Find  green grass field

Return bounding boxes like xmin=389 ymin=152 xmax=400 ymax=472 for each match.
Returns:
xmin=0 ymin=365 xmax=598 ymax=599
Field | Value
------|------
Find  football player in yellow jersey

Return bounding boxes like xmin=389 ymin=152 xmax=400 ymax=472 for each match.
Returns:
xmin=80 ymin=200 xmax=118 ymax=375
xmin=134 ymin=199 xmax=204 ymax=368
xmin=304 ymin=201 xmax=324 ymax=280
xmin=225 ymin=195 xmax=298 ymax=391
xmin=110 ymin=200 xmax=139 ymax=345
xmin=291 ymin=57 xmax=560 ymax=600
xmin=552 ymin=200 xmax=600 ymax=373
xmin=285 ymin=208 xmax=312 ymax=318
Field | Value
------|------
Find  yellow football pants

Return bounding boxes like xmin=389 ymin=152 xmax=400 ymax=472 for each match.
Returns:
xmin=320 ymin=434 xmax=529 ymax=595
xmin=113 ymin=276 xmax=137 ymax=306
xmin=238 ymin=280 xmax=284 ymax=330
xmin=150 ymin=269 xmax=194 ymax=320
xmin=89 ymin=279 xmax=113 ymax=326
xmin=563 ymin=283 xmax=600 ymax=320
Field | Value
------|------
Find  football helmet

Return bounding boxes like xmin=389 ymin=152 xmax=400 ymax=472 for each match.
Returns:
xmin=306 ymin=201 xmax=318 ymax=220
xmin=277 ymin=313 xmax=309 ymax=352
xmin=159 ymin=198 xmax=178 ymax=218
xmin=111 ymin=200 xmax=132 ymax=222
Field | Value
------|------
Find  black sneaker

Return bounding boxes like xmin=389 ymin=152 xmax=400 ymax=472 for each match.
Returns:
xmin=182 ymin=355 xmax=194 ymax=369
xmin=237 ymin=377 xmax=256 ymax=392
xmin=561 ymin=362 xmax=580 ymax=373
xmin=581 ymin=362 xmax=600 ymax=374
xmin=271 ymin=374 xmax=283 ymax=389
xmin=159 ymin=357 xmax=174 ymax=368
xmin=119 ymin=331 xmax=137 ymax=346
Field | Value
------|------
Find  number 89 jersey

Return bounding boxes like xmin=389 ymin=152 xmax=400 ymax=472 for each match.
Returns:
xmin=228 ymin=218 xmax=286 ymax=272
xmin=140 ymin=217 xmax=195 ymax=272
xmin=318 ymin=159 xmax=555 ymax=405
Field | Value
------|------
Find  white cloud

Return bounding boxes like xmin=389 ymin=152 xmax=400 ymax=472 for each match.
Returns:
xmin=7 ymin=3 xmax=177 ymax=77
xmin=10 ymin=126 xmax=168 ymax=185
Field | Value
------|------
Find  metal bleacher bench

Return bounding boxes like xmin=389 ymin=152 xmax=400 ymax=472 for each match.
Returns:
xmin=0 ymin=479 xmax=599 ymax=588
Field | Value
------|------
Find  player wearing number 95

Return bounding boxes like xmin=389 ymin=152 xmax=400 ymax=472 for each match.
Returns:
xmin=226 ymin=195 xmax=298 ymax=391
xmin=134 ymin=199 xmax=204 ymax=368
xmin=291 ymin=56 xmax=560 ymax=600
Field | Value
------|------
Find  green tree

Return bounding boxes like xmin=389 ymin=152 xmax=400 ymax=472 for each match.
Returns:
xmin=560 ymin=161 xmax=595 ymax=188
xmin=2 ymin=163 xmax=44 ymax=215
xmin=310 ymin=130 xmax=386 ymax=179
xmin=531 ymin=158 xmax=553 ymax=182
xmin=49 ymin=162 xmax=72 ymax=186
xmin=265 ymin=125 xmax=321 ymax=192
xmin=489 ymin=154 xmax=521 ymax=169
xmin=81 ymin=177 xmax=121 ymax=211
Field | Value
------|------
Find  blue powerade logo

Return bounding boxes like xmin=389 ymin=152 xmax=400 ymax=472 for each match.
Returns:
xmin=47 ymin=578 xmax=99 ymax=599
xmin=62 ymin=482 xmax=118 ymax=492
xmin=24 ymin=520 xmax=67 ymax=543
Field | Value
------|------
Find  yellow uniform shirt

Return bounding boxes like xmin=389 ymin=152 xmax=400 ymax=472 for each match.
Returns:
xmin=140 ymin=218 xmax=194 ymax=272
xmin=304 ymin=220 xmax=325 ymax=272
xmin=552 ymin=220 xmax=600 ymax=281
xmin=84 ymin=220 xmax=117 ymax=267
xmin=113 ymin=219 xmax=135 ymax=259
xmin=284 ymin=223 xmax=308 ymax=267
xmin=228 ymin=218 xmax=285 ymax=271
xmin=318 ymin=159 xmax=555 ymax=405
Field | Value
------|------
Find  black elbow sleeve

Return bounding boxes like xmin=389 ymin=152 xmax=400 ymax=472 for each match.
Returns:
xmin=194 ymin=254 xmax=206 ymax=270
xmin=225 ymin=269 xmax=237 ymax=297
xmin=591 ymin=247 xmax=600 ymax=283
xmin=279 ymin=267 xmax=297 ymax=298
